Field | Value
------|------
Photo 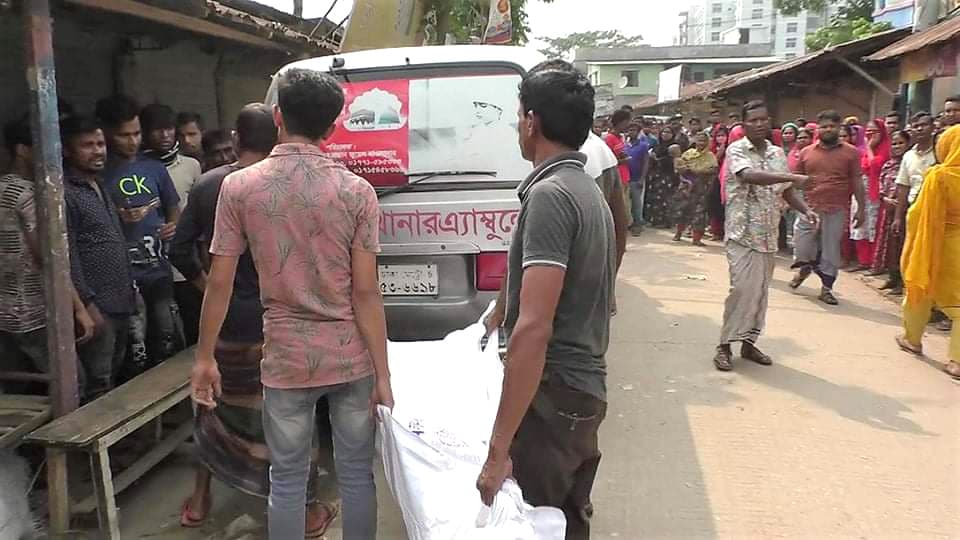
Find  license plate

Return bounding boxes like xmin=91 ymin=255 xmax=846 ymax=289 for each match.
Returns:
xmin=378 ymin=264 xmax=438 ymax=296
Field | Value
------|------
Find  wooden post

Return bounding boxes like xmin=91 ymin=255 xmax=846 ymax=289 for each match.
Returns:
xmin=24 ymin=0 xmax=79 ymax=418
xmin=24 ymin=2 xmax=78 ymax=535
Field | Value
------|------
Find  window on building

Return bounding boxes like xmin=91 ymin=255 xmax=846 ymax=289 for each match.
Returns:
xmin=711 ymin=31 xmax=721 ymax=41
xmin=693 ymin=71 xmax=705 ymax=82
xmin=621 ymin=70 xmax=639 ymax=87
xmin=786 ymin=22 xmax=798 ymax=33
xmin=785 ymin=53 xmax=797 ymax=58
xmin=785 ymin=37 xmax=797 ymax=48
xmin=712 ymin=17 xmax=722 ymax=27
xmin=712 ymin=3 xmax=722 ymax=13
xmin=753 ymin=0 xmax=763 ymax=3
xmin=751 ymin=8 xmax=763 ymax=19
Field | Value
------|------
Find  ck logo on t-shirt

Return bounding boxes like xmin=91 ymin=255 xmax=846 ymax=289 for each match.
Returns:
xmin=119 ymin=174 xmax=153 ymax=196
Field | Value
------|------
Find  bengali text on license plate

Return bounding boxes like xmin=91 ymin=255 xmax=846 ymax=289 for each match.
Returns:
xmin=378 ymin=264 xmax=438 ymax=296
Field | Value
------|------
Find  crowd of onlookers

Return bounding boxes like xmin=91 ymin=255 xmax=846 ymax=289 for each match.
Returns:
xmin=3 ymin=90 xmax=959 ymax=400
xmin=596 ymin=99 xmax=959 ymax=295
xmin=594 ymin=96 xmax=960 ymax=376
xmin=0 ymin=97 xmax=239 ymax=402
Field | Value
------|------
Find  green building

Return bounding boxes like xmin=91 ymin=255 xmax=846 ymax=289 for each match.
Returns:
xmin=575 ymin=43 xmax=780 ymax=110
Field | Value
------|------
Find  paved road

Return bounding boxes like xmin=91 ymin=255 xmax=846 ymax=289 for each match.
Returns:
xmin=123 ymin=230 xmax=959 ymax=539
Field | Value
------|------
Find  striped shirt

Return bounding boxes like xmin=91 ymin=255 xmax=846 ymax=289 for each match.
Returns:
xmin=0 ymin=174 xmax=45 ymax=333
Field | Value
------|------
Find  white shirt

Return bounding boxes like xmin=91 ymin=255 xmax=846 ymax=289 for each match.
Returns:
xmin=166 ymin=154 xmax=202 ymax=209
xmin=166 ymin=154 xmax=202 ymax=282
xmin=581 ymin=132 xmax=618 ymax=180
xmin=895 ymin=145 xmax=937 ymax=204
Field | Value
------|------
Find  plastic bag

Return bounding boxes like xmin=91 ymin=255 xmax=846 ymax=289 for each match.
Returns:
xmin=378 ymin=304 xmax=566 ymax=540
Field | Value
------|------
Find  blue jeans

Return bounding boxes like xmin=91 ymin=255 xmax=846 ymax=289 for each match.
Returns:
xmin=629 ymin=180 xmax=646 ymax=226
xmin=263 ymin=375 xmax=377 ymax=539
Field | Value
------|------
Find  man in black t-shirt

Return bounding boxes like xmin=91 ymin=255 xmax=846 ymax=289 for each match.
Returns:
xmin=478 ymin=61 xmax=615 ymax=539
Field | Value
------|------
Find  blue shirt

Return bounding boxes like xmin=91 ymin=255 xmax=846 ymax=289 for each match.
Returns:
xmin=626 ymin=139 xmax=650 ymax=182
xmin=103 ymin=156 xmax=180 ymax=285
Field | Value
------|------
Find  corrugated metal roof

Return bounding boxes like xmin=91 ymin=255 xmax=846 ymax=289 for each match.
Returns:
xmin=866 ymin=15 xmax=960 ymax=61
xmin=681 ymin=28 xmax=910 ymax=99
xmin=207 ymin=1 xmax=338 ymax=53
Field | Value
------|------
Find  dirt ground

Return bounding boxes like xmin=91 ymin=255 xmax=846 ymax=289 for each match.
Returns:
xmin=108 ymin=230 xmax=960 ymax=539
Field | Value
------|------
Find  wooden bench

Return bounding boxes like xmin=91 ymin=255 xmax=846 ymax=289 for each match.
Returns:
xmin=0 ymin=393 xmax=52 ymax=449
xmin=25 ymin=348 xmax=195 ymax=539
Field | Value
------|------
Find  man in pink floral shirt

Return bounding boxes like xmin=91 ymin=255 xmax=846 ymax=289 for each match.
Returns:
xmin=191 ymin=68 xmax=392 ymax=539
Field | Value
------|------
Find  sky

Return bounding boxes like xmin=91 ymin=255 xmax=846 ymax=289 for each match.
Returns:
xmin=255 ymin=0 xmax=693 ymax=46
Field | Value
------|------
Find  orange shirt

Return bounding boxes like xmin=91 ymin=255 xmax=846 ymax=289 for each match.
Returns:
xmin=797 ymin=142 xmax=861 ymax=212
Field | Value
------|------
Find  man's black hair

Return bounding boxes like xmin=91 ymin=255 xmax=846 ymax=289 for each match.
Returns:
xmin=176 ymin=111 xmax=203 ymax=130
xmin=95 ymin=94 xmax=140 ymax=129
xmin=519 ymin=65 xmax=595 ymax=150
xmin=611 ymin=108 xmax=632 ymax=126
xmin=58 ymin=100 xmax=75 ymax=121
xmin=201 ymin=129 xmax=232 ymax=154
xmin=817 ymin=109 xmax=842 ymax=123
xmin=911 ymin=111 xmax=933 ymax=123
xmin=531 ymin=59 xmax=580 ymax=74
xmin=710 ymin=109 xmax=720 ymax=115
xmin=235 ymin=103 xmax=277 ymax=153
xmin=945 ymin=95 xmax=960 ymax=104
xmin=140 ymin=104 xmax=176 ymax=135
xmin=4 ymin=114 xmax=32 ymax=156
xmin=728 ymin=112 xmax=740 ymax=118
xmin=60 ymin=115 xmax=101 ymax=146
xmin=742 ymin=100 xmax=766 ymax=120
xmin=276 ymin=68 xmax=344 ymax=140
xmin=620 ymin=105 xmax=634 ymax=112
xmin=689 ymin=117 xmax=702 ymax=124
xmin=885 ymin=110 xmax=901 ymax=119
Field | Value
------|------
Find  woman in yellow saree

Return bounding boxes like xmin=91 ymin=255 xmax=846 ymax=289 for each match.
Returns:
xmin=897 ymin=125 xmax=960 ymax=379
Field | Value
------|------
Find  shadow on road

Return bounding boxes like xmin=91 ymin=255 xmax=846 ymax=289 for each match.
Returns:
xmin=769 ymin=278 xmax=903 ymax=327
xmin=738 ymin=363 xmax=937 ymax=436
xmin=598 ymin=231 xmax=937 ymax=537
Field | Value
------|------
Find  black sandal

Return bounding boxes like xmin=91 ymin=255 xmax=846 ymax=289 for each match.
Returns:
xmin=741 ymin=344 xmax=773 ymax=366
xmin=713 ymin=347 xmax=733 ymax=371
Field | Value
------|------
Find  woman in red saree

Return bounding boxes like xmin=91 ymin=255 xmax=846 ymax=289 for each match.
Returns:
xmin=851 ymin=118 xmax=890 ymax=269
xmin=707 ymin=125 xmax=730 ymax=240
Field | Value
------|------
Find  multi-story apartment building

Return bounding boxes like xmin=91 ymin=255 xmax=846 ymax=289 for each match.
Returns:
xmin=682 ymin=0 xmax=738 ymax=46
xmin=678 ymin=0 xmax=833 ymax=58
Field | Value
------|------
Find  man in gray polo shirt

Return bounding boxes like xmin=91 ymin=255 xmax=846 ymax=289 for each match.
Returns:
xmin=477 ymin=60 xmax=615 ymax=539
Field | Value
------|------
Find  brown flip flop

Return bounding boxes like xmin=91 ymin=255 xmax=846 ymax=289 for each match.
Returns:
xmin=305 ymin=501 xmax=340 ymax=539
xmin=895 ymin=335 xmax=923 ymax=356
xmin=944 ymin=362 xmax=960 ymax=380
xmin=180 ymin=496 xmax=211 ymax=528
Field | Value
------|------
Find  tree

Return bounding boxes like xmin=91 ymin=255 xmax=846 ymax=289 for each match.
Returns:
xmin=426 ymin=0 xmax=554 ymax=45
xmin=806 ymin=18 xmax=893 ymax=51
xmin=773 ymin=0 xmax=891 ymax=52
xmin=293 ymin=0 xmax=303 ymax=18
xmin=774 ymin=0 xmax=873 ymax=19
xmin=539 ymin=30 xmax=645 ymax=59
